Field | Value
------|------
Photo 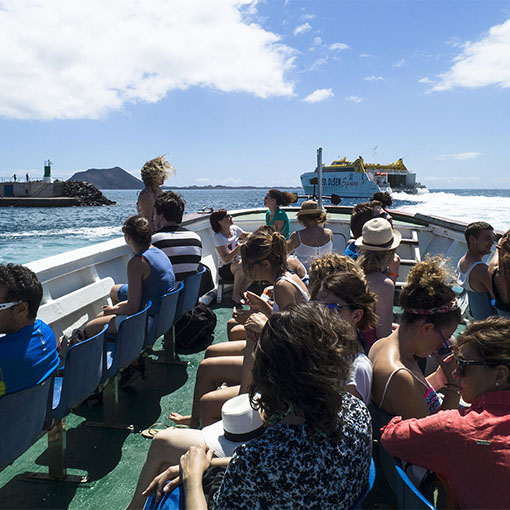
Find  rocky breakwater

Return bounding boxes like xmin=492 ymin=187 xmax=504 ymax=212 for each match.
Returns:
xmin=63 ymin=181 xmax=116 ymax=206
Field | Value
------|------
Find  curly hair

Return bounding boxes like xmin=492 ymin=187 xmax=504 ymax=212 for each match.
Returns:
xmin=320 ymin=272 xmax=378 ymax=330
xmin=250 ymin=302 xmax=358 ymax=439
xmin=209 ymin=209 xmax=228 ymax=233
xmin=140 ymin=155 xmax=175 ymax=188
xmin=122 ymin=215 xmax=152 ymax=247
xmin=400 ymin=256 xmax=461 ymax=328
xmin=371 ymin=192 xmax=392 ymax=208
xmin=455 ymin=317 xmax=510 ymax=372
xmin=358 ymin=248 xmax=396 ymax=275
xmin=241 ymin=228 xmax=287 ymax=277
xmin=309 ymin=254 xmax=365 ymax=298
xmin=0 ymin=264 xmax=43 ymax=319
xmin=267 ymin=189 xmax=298 ymax=207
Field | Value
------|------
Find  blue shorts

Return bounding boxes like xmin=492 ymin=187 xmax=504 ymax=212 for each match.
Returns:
xmin=117 ymin=284 xmax=128 ymax=302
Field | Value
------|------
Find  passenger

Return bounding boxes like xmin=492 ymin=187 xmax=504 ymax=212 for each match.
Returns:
xmin=488 ymin=229 xmax=510 ymax=317
xmin=137 ymin=155 xmax=175 ymax=231
xmin=151 ymin=191 xmax=202 ymax=281
xmin=168 ymin=229 xmax=309 ymax=429
xmin=287 ymin=200 xmax=333 ymax=272
xmin=371 ymin=191 xmax=393 ymax=225
xmin=154 ymin=303 xmax=372 ymax=509
xmin=263 ymin=188 xmax=296 ymax=239
xmin=308 ymin=253 xmax=366 ymax=298
xmin=315 ymin=271 xmax=377 ymax=403
xmin=457 ymin=221 xmax=496 ymax=320
xmin=343 ymin=200 xmax=384 ymax=260
xmin=84 ymin=216 xmax=175 ymax=339
xmin=0 ymin=264 xmax=59 ymax=397
xmin=370 ymin=257 xmax=461 ymax=420
xmin=210 ymin=209 xmax=250 ymax=306
xmin=381 ymin=317 xmax=510 ymax=510
xmin=356 ymin=217 xmax=401 ymax=343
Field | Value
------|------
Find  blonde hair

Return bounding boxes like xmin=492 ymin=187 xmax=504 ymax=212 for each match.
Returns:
xmin=358 ymin=249 xmax=395 ymax=275
xmin=241 ymin=229 xmax=287 ymax=277
xmin=140 ymin=155 xmax=175 ymax=187
xmin=309 ymin=254 xmax=365 ymax=298
xmin=298 ymin=211 xmax=327 ymax=227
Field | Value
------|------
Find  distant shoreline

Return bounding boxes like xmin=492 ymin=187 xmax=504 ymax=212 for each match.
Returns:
xmin=164 ymin=185 xmax=302 ymax=190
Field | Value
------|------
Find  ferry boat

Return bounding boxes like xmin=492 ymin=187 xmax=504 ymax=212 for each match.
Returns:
xmin=300 ymin=155 xmax=426 ymax=199
xmin=0 ymin=200 xmax=491 ymax=509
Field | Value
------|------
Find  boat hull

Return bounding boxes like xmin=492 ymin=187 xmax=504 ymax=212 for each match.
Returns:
xmin=300 ymin=171 xmax=390 ymax=199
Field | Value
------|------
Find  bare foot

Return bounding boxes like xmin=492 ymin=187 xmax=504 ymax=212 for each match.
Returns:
xmin=167 ymin=412 xmax=191 ymax=426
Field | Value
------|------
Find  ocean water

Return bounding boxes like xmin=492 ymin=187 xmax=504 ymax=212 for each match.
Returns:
xmin=1 ymin=188 xmax=510 ymax=265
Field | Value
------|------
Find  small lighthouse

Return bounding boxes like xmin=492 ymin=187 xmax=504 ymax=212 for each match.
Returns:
xmin=43 ymin=159 xmax=52 ymax=183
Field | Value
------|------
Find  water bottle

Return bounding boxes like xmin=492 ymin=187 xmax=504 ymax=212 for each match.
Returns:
xmin=199 ymin=289 xmax=217 ymax=306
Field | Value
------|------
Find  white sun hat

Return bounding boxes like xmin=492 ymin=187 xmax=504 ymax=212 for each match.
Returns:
xmin=355 ymin=217 xmax=402 ymax=251
xmin=201 ymin=393 xmax=265 ymax=458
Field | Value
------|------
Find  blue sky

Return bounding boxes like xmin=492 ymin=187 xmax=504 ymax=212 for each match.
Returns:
xmin=1 ymin=0 xmax=509 ymax=188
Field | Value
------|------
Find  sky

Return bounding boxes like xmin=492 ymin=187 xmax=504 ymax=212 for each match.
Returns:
xmin=1 ymin=0 xmax=510 ymax=189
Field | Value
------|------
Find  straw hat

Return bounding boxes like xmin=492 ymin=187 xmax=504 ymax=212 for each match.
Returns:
xmin=201 ymin=393 xmax=265 ymax=457
xmin=296 ymin=200 xmax=325 ymax=217
xmin=355 ymin=217 xmax=402 ymax=251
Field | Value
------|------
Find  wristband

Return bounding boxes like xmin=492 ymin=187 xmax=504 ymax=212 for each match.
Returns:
xmin=388 ymin=272 xmax=399 ymax=278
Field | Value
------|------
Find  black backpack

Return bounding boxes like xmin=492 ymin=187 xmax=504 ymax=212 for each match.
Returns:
xmin=174 ymin=304 xmax=217 ymax=349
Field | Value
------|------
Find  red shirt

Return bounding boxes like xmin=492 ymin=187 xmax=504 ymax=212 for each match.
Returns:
xmin=381 ymin=391 xmax=510 ymax=509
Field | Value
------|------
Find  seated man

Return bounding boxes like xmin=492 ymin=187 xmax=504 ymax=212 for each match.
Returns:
xmin=0 ymin=264 xmax=59 ymax=397
xmin=457 ymin=221 xmax=496 ymax=320
xmin=151 ymin=191 xmax=202 ymax=281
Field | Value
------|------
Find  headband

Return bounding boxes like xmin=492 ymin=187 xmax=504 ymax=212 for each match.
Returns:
xmin=404 ymin=298 xmax=459 ymax=315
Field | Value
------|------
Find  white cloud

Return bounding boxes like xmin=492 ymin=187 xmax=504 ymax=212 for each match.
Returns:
xmin=224 ymin=177 xmax=243 ymax=184
xmin=309 ymin=58 xmax=328 ymax=71
xmin=311 ymin=36 xmax=322 ymax=48
xmin=195 ymin=177 xmax=211 ymax=183
xmin=0 ymin=0 xmax=296 ymax=120
xmin=432 ymin=19 xmax=510 ymax=91
xmin=300 ymin=13 xmax=315 ymax=21
xmin=346 ymin=95 xmax=363 ymax=103
xmin=359 ymin=53 xmax=372 ymax=58
xmin=393 ymin=58 xmax=407 ymax=68
xmin=423 ymin=175 xmax=480 ymax=184
xmin=294 ymin=22 xmax=312 ymax=36
xmin=329 ymin=43 xmax=350 ymax=51
xmin=302 ymin=88 xmax=334 ymax=103
xmin=418 ymin=77 xmax=433 ymax=84
xmin=436 ymin=152 xmax=482 ymax=160
xmin=363 ymin=75 xmax=384 ymax=82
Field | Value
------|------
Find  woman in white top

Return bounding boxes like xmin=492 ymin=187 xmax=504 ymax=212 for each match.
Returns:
xmin=287 ymin=200 xmax=333 ymax=272
xmin=210 ymin=209 xmax=250 ymax=305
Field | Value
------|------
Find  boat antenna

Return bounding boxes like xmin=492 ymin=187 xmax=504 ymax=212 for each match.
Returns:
xmin=317 ymin=147 xmax=323 ymax=210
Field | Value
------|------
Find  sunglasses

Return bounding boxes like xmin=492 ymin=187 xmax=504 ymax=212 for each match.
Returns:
xmin=455 ymin=357 xmax=506 ymax=378
xmin=434 ymin=325 xmax=452 ymax=356
xmin=0 ymin=300 xmax=21 ymax=311
xmin=311 ymin=299 xmax=352 ymax=311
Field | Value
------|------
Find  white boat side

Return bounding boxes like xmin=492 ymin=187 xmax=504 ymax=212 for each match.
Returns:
xmin=27 ymin=207 xmax=496 ymax=338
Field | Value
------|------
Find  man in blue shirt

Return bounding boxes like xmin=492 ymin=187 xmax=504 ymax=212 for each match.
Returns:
xmin=0 ymin=264 xmax=58 ymax=397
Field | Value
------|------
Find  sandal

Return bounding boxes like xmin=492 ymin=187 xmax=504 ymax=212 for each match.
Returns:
xmin=140 ymin=423 xmax=168 ymax=439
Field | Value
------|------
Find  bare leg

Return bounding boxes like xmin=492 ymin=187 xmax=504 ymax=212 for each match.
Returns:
xmin=110 ymin=284 xmax=124 ymax=304
xmin=231 ymin=262 xmax=251 ymax=302
xmin=127 ymin=428 xmax=206 ymax=509
xmin=205 ymin=341 xmax=246 ymax=358
xmin=229 ymin=324 xmax=247 ymax=341
xmin=168 ymin=356 xmax=243 ymax=428
xmin=199 ymin=385 xmax=240 ymax=427
xmin=84 ymin=315 xmax=116 ymax=339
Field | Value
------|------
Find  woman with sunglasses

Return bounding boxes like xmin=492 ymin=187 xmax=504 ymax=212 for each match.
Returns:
xmin=370 ymin=257 xmax=462 ymax=420
xmin=381 ymin=317 xmax=510 ymax=509
xmin=314 ymin=271 xmax=377 ymax=404
xmin=210 ymin=209 xmax=251 ymax=306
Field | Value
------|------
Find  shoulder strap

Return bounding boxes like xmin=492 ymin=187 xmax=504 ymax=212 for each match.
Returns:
xmin=378 ymin=367 xmax=428 ymax=408
xmin=277 ymin=275 xmax=309 ymax=301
